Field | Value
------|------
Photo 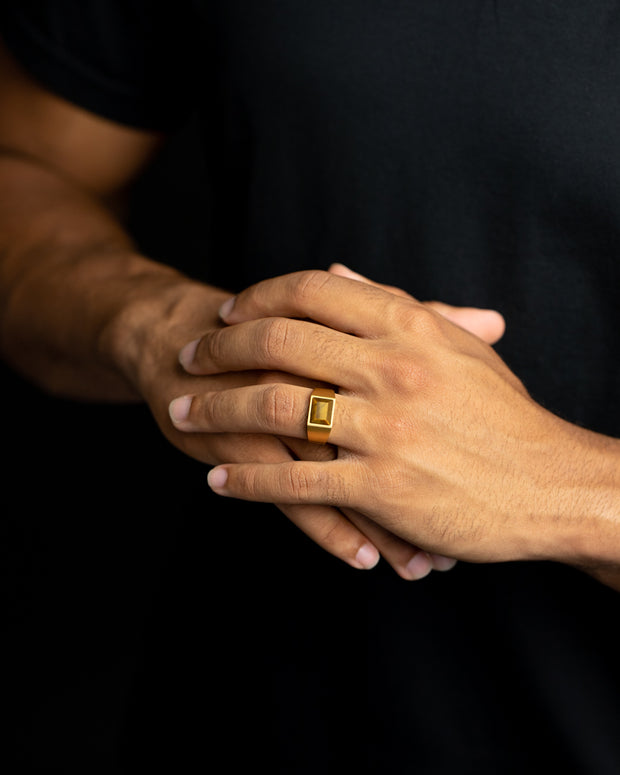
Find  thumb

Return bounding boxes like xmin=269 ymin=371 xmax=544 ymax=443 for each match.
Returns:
xmin=328 ymin=263 xmax=505 ymax=345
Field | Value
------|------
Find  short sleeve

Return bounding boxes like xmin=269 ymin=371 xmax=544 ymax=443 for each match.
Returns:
xmin=0 ymin=0 xmax=202 ymax=131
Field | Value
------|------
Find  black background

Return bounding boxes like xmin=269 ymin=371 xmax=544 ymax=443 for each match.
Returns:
xmin=4 ymin=94 xmax=620 ymax=775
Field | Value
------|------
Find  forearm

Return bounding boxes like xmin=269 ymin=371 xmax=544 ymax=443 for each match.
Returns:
xmin=0 ymin=150 xmax=208 ymax=401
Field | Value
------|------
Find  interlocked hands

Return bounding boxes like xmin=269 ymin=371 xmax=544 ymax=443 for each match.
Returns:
xmin=167 ymin=266 xmax=580 ymax=570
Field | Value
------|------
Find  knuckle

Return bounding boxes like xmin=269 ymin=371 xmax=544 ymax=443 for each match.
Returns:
xmin=201 ymin=329 xmax=227 ymax=368
xmin=291 ymin=269 xmax=332 ymax=306
xmin=284 ymin=465 xmax=313 ymax=501
xmin=374 ymin=345 xmax=429 ymax=394
xmin=203 ymin=390 xmax=225 ymax=426
xmin=259 ymin=383 xmax=298 ymax=429
xmin=383 ymin=296 xmax=415 ymax=330
xmin=410 ymin=306 xmax=446 ymax=340
xmin=388 ymin=298 xmax=444 ymax=339
xmin=314 ymin=517 xmax=346 ymax=550
xmin=256 ymin=318 xmax=295 ymax=366
xmin=237 ymin=465 xmax=262 ymax=499
xmin=281 ymin=465 xmax=345 ymax=505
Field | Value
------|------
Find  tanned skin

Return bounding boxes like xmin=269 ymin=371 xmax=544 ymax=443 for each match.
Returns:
xmin=1 ymin=39 xmax=618 ymax=588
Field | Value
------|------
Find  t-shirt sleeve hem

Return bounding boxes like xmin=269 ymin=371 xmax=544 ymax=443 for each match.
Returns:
xmin=1 ymin=11 xmax=182 ymax=132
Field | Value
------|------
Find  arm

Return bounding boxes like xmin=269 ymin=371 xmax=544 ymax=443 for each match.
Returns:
xmin=0 ymin=36 xmax=173 ymax=398
xmin=0 ymin=39 xmax=448 ymax=578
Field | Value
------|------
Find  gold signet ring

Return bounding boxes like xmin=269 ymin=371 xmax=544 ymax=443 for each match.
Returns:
xmin=306 ymin=388 xmax=336 ymax=444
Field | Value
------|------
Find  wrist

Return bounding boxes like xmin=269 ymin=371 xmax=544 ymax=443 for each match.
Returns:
xmin=100 ymin=263 xmax=229 ymax=397
xmin=532 ymin=417 xmax=620 ymax=569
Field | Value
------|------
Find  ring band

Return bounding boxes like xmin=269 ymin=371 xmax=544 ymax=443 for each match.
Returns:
xmin=306 ymin=388 xmax=336 ymax=444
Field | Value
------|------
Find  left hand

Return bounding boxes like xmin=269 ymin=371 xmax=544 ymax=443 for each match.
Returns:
xmin=175 ymin=270 xmax=609 ymax=564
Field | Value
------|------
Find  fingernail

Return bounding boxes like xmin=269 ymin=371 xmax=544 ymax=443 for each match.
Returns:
xmin=218 ymin=297 xmax=236 ymax=320
xmin=208 ymin=466 xmax=229 ymax=491
xmin=179 ymin=338 xmax=200 ymax=370
xmin=405 ymin=552 xmax=433 ymax=580
xmin=430 ymin=554 xmax=458 ymax=572
xmin=169 ymin=395 xmax=193 ymax=426
xmin=355 ymin=542 xmax=380 ymax=570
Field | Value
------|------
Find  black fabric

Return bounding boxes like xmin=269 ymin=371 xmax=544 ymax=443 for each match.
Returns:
xmin=0 ymin=0 xmax=201 ymax=129
xmin=3 ymin=2 xmax=620 ymax=773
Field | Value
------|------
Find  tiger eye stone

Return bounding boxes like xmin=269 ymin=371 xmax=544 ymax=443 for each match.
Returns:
xmin=310 ymin=397 xmax=333 ymax=425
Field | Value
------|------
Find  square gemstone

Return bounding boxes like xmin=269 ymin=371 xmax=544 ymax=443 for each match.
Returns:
xmin=310 ymin=397 xmax=333 ymax=426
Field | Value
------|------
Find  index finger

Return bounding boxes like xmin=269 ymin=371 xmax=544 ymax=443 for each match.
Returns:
xmin=219 ymin=270 xmax=423 ymax=337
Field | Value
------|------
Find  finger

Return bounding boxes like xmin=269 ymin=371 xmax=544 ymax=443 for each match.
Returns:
xmin=179 ymin=316 xmax=369 ymax=387
xmin=285 ymin=433 xmax=444 ymax=580
xmin=343 ymin=508 xmax=433 ymax=581
xmin=207 ymin=460 xmax=352 ymax=507
xmin=429 ymin=554 xmax=458 ymax=572
xmin=209 ymin=460 xmax=454 ymax=579
xmin=218 ymin=269 xmax=420 ymax=337
xmin=169 ymin=384 xmax=366 ymax=451
xmin=211 ymin=433 xmax=455 ymax=579
xmin=328 ymin=264 xmax=505 ymax=345
xmin=206 ymin=432 xmax=379 ymax=571
xmin=425 ymin=302 xmax=505 ymax=345
xmin=212 ymin=431 xmax=452 ymax=577
xmin=278 ymin=502 xmax=380 ymax=571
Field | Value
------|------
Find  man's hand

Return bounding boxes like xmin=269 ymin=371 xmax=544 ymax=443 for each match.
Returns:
xmin=0 ymin=38 xmax=506 ymax=579
xmin=172 ymin=270 xmax=620 ymax=569
xmin=109 ymin=279 xmax=385 ymax=572
xmin=300 ymin=263 xmax=504 ymax=576
xmin=167 ymin=268 xmax=506 ymax=579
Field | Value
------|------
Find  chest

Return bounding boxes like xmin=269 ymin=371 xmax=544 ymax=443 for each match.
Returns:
xmin=196 ymin=2 xmax=620 ymax=174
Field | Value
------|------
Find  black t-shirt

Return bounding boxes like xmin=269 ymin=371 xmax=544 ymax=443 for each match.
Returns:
xmin=3 ymin=2 xmax=620 ymax=773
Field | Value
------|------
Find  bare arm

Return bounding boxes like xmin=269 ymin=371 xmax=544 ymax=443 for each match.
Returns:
xmin=0 ymin=39 xmax=443 ymax=577
xmin=0 ymin=37 xmax=190 ymax=399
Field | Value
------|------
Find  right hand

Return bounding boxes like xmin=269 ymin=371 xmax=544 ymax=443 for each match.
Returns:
xmin=320 ymin=264 xmax=506 ymax=576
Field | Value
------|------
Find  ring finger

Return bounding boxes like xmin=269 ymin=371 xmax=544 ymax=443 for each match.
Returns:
xmin=169 ymin=383 xmax=367 ymax=452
